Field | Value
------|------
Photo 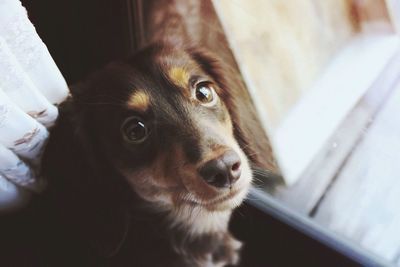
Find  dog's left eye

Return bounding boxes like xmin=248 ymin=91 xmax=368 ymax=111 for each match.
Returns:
xmin=121 ymin=117 xmax=149 ymax=144
xmin=195 ymin=82 xmax=217 ymax=106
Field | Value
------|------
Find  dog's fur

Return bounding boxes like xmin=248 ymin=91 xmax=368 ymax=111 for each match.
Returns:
xmin=23 ymin=1 xmax=278 ymax=266
xmin=39 ymin=43 xmax=260 ymax=266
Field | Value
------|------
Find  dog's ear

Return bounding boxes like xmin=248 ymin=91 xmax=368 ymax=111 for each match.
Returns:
xmin=188 ymin=47 xmax=278 ymax=171
xmin=42 ymin=89 xmax=131 ymax=258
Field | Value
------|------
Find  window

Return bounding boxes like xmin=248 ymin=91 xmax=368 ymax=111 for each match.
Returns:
xmin=213 ymin=0 xmax=400 ymax=265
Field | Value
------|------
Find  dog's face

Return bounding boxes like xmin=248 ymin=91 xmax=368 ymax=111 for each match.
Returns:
xmin=76 ymin=44 xmax=252 ymax=226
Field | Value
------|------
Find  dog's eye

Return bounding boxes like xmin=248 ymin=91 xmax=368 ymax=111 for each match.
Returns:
xmin=121 ymin=117 xmax=149 ymax=144
xmin=195 ymin=82 xmax=217 ymax=105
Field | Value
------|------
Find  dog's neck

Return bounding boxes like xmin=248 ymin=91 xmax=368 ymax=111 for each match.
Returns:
xmin=130 ymin=193 xmax=232 ymax=238
xmin=127 ymin=195 xmax=240 ymax=267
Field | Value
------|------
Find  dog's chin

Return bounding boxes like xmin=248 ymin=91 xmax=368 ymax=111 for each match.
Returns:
xmin=212 ymin=185 xmax=251 ymax=211
xmin=164 ymin=183 xmax=251 ymax=235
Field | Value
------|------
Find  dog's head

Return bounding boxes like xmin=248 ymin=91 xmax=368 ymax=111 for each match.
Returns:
xmin=70 ymin=43 xmax=255 ymax=233
xmin=42 ymin=42 xmax=276 ymax=259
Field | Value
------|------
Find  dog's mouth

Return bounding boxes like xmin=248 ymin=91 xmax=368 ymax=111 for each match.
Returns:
xmin=180 ymin=183 xmax=250 ymax=211
xmin=183 ymin=189 xmax=238 ymax=205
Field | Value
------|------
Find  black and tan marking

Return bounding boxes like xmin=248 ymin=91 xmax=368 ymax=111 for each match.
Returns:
xmin=126 ymin=90 xmax=151 ymax=112
xmin=42 ymin=42 xmax=256 ymax=267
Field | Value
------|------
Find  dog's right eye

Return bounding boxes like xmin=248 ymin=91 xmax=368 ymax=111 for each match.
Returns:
xmin=121 ymin=117 xmax=149 ymax=144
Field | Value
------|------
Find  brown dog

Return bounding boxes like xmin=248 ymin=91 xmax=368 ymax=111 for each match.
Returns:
xmin=41 ymin=2 xmax=276 ymax=267
xmin=42 ymin=42 xmax=251 ymax=267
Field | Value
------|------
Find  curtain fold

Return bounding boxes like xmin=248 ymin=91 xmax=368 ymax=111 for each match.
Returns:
xmin=0 ymin=0 xmax=68 ymax=210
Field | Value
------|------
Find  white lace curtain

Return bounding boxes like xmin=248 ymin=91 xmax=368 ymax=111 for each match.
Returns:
xmin=0 ymin=0 xmax=68 ymax=210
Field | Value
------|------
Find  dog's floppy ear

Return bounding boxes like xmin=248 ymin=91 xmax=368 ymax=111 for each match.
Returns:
xmin=42 ymin=87 xmax=131 ymax=258
xmin=188 ymin=47 xmax=278 ymax=171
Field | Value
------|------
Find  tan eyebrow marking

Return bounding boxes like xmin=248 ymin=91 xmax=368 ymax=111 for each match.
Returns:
xmin=127 ymin=90 xmax=150 ymax=112
xmin=168 ymin=67 xmax=190 ymax=89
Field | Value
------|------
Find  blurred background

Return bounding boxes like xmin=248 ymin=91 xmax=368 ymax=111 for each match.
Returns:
xmin=213 ymin=0 xmax=400 ymax=265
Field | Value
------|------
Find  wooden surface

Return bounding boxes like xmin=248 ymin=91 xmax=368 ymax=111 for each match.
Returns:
xmin=271 ymin=52 xmax=400 ymax=265
xmin=313 ymin=80 xmax=400 ymax=263
xmin=213 ymin=0 xmax=400 ymax=264
xmin=274 ymin=51 xmax=400 ymax=214
xmin=272 ymin=34 xmax=400 ymax=184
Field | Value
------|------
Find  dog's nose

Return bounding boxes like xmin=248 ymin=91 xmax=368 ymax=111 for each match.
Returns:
xmin=199 ymin=150 xmax=242 ymax=189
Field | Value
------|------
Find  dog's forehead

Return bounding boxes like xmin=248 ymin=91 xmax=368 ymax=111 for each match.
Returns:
xmin=158 ymin=50 xmax=204 ymax=82
xmin=125 ymin=51 xmax=205 ymax=112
